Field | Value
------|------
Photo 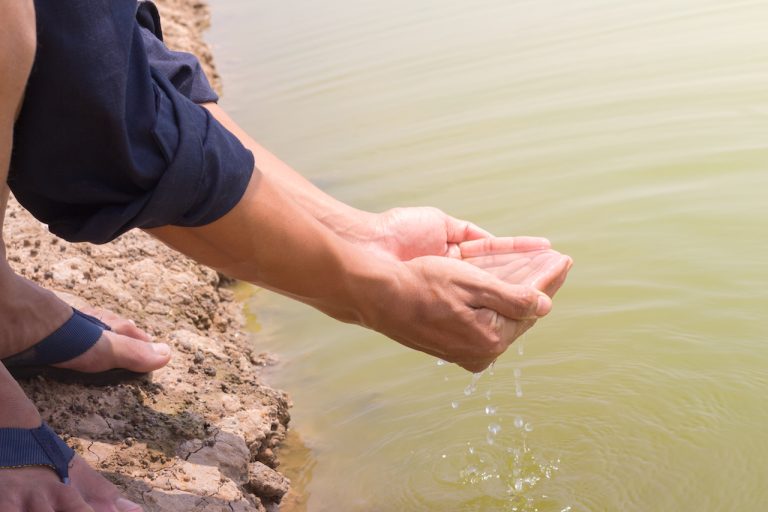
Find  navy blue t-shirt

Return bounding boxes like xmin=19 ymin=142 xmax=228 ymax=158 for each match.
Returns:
xmin=9 ymin=0 xmax=254 ymax=244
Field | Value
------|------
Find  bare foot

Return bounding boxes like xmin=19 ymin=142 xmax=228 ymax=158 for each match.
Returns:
xmin=0 ymin=457 xmax=143 ymax=512
xmin=0 ymin=369 xmax=143 ymax=511
xmin=0 ymin=270 xmax=170 ymax=374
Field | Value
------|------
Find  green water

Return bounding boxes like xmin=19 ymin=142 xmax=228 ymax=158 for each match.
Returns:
xmin=208 ymin=0 xmax=768 ymax=510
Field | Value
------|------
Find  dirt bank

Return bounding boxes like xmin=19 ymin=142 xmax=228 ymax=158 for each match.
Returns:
xmin=4 ymin=1 xmax=293 ymax=510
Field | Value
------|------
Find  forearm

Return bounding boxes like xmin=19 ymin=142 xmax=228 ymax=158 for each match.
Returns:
xmin=202 ymin=103 xmax=374 ymax=235
xmin=146 ymin=169 xmax=390 ymax=325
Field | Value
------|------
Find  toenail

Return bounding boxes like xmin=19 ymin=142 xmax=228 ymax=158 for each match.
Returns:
xmin=150 ymin=343 xmax=171 ymax=357
xmin=115 ymin=498 xmax=143 ymax=511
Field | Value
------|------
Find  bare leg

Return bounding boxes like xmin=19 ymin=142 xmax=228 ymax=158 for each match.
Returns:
xmin=0 ymin=3 xmax=142 ymax=510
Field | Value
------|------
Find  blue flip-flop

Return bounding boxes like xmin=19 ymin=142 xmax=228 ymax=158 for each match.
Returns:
xmin=2 ymin=308 xmax=146 ymax=385
xmin=0 ymin=422 xmax=75 ymax=484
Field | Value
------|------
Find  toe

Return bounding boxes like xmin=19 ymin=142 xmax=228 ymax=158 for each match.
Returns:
xmin=53 ymin=331 xmax=171 ymax=374
xmin=78 ymin=307 xmax=153 ymax=342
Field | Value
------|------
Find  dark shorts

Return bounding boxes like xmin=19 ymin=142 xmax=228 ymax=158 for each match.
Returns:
xmin=9 ymin=0 xmax=254 ymax=244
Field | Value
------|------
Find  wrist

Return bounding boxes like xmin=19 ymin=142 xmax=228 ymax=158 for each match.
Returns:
xmin=337 ymin=252 xmax=411 ymax=332
xmin=316 ymin=206 xmax=379 ymax=243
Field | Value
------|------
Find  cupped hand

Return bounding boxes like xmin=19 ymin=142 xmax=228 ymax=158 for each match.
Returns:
xmin=367 ymin=255 xmax=554 ymax=373
xmin=459 ymin=237 xmax=573 ymax=298
xmin=355 ymin=207 xmax=551 ymax=261
xmin=458 ymin=238 xmax=573 ymax=362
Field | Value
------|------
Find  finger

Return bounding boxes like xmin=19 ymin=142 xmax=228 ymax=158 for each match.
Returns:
xmin=446 ymin=243 xmax=462 ymax=259
xmin=502 ymin=318 xmax=537 ymax=346
xmin=459 ymin=236 xmax=551 ymax=258
xmin=466 ymin=273 xmax=552 ymax=320
xmin=521 ymin=255 xmax=573 ymax=297
xmin=444 ymin=215 xmax=494 ymax=243
xmin=465 ymin=249 xmax=562 ymax=276
xmin=486 ymin=309 xmax=537 ymax=351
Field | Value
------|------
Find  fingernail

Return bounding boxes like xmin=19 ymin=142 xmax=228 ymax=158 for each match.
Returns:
xmin=536 ymin=294 xmax=552 ymax=316
xmin=151 ymin=343 xmax=171 ymax=357
xmin=115 ymin=498 xmax=143 ymax=512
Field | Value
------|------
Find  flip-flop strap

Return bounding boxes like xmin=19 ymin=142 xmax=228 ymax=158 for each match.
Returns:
xmin=1 ymin=308 xmax=111 ymax=368
xmin=0 ymin=423 xmax=75 ymax=484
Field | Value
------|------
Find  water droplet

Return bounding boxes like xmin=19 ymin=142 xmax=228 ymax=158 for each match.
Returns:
xmin=468 ymin=446 xmax=475 ymax=455
xmin=488 ymin=423 xmax=502 ymax=435
xmin=485 ymin=390 xmax=492 ymax=400
xmin=514 ymin=478 xmax=523 ymax=492
xmin=517 ymin=342 xmax=525 ymax=356
xmin=436 ymin=359 xmax=446 ymax=366
xmin=464 ymin=371 xmax=483 ymax=396
xmin=515 ymin=383 xmax=523 ymax=398
xmin=451 ymin=401 xmax=459 ymax=409
xmin=514 ymin=417 xmax=524 ymax=429
xmin=513 ymin=368 xmax=521 ymax=378
xmin=524 ymin=422 xmax=534 ymax=432
xmin=484 ymin=405 xmax=497 ymax=415
xmin=441 ymin=454 xmax=447 ymax=459
xmin=486 ymin=433 xmax=495 ymax=445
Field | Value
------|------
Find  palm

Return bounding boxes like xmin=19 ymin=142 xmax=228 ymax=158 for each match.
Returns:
xmin=370 ymin=207 xmax=474 ymax=260
xmin=369 ymin=208 xmax=569 ymax=297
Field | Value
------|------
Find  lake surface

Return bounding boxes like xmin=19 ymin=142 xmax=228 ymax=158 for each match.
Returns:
xmin=207 ymin=1 xmax=768 ymax=510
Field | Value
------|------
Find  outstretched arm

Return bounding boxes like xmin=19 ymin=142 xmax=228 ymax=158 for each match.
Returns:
xmin=204 ymin=104 xmax=509 ymax=261
xmin=146 ymin=166 xmax=553 ymax=371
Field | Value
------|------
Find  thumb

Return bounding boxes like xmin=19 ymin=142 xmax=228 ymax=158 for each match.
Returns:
xmin=469 ymin=273 xmax=552 ymax=320
xmin=444 ymin=215 xmax=493 ymax=242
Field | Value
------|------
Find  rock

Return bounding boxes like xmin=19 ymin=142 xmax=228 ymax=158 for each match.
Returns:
xmin=75 ymin=413 xmax=111 ymax=437
xmin=182 ymin=432 xmax=250 ymax=484
xmin=247 ymin=462 xmax=291 ymax=501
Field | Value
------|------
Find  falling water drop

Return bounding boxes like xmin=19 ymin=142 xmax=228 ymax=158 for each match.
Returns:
xmin=463 ymin=371 xmax=483 ymax=396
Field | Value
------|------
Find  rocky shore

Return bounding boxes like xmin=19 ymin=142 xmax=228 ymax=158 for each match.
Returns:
xmin=4 ymin=1 xmax=293 ymax=510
